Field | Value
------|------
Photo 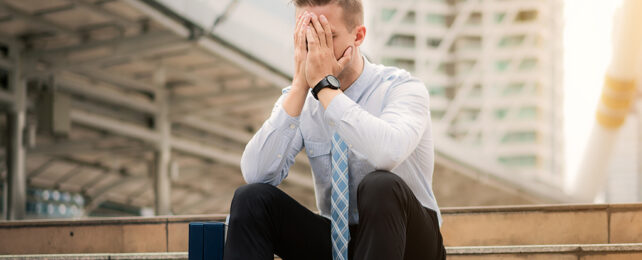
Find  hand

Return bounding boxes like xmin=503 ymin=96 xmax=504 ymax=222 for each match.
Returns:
xmin=304 ymin=13 xmax=353 ymax=88
xmin=292 ymin=11 xmax=311 ymax=91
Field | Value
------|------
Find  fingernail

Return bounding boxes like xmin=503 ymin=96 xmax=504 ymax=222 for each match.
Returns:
xmin=320 ymin=15 xmax=327 ymax=22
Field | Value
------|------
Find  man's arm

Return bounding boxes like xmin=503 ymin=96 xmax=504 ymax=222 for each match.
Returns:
xmin=319 ymin=82 xmax=430 ymax=171
xmin=304 ymin=14 xmax=430 ymax=170
xmin=282 ymin=11 xmax=312 ymax=117
xmin=240 ymin=12 xmax=313 ymax=184
xmin=240 ymin=89 xmax=304 ymax=185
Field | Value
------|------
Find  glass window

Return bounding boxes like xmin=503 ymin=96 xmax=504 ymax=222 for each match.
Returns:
xmin=498 ymin=35 xmax=525 ymax=48
xmin=519 ymin=58 xmax=538 ymax=71
xmin=426 ymin=14 xmax=446 ymax=25
xmin=387 ymin=34 xmax=416 ymax=48
xmin=382 ymin=9 xmax=396 ymax=22
xmin=516 ymin=10 xmax=538 ymax=23
xmin=498 ymin=155 xmax=538 ymax=167
xmin=495 ymin=60 xmax=510 ymax=72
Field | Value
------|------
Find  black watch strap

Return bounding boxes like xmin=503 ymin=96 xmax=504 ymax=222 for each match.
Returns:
xmin=312 ymin=75 xmax=340 ymax=100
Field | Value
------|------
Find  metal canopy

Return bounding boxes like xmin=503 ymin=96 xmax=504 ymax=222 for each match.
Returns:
xmin=0 ymin=0 xmax=314 ymax=218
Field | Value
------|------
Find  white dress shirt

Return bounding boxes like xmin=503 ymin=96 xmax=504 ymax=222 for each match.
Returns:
xmin=240 ymin=56 xmax=441 ymax=225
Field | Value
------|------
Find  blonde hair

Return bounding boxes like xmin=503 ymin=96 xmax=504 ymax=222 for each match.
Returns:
xmin=292 ymin=0 xmax=363 ymax=30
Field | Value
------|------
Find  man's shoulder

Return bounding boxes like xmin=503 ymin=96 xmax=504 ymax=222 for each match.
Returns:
xmin=371 ymin=63 xmax=428 ymax=96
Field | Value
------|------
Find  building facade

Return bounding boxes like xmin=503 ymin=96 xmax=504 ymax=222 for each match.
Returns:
xmin=366 ymin=0 xmax=564 ymax=186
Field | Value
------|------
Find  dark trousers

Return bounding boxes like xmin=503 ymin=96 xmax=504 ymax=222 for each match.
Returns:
xmin=223 ymin=170 xmax=446 ymax=260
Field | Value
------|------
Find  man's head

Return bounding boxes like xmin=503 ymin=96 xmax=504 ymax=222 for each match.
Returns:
xmin=293 ymin=0 xmax=366 ymax=72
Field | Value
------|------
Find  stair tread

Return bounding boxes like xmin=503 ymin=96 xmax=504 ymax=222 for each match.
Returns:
xmin=0 ymin=252 xmax=188 ymax=260
xmin=3 ymin=244 xmax=642 ymax=259
xmin=447 ymin=243 xmax=642 ymax=254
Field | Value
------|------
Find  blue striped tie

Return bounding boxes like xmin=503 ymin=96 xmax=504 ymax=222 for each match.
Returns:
xmin=331 ymin=132 xmax=350 ymax=260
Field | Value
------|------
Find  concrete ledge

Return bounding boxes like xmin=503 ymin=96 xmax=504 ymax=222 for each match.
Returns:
xmin=0 ymin=252 xmax=188 ymax=260
xmin=440 ymin=203 xmax=642 ymax=246
xmin=447 ymin=243 xmax=642 ymax=260
xmin=447 ymin=243 xmax=642 ymax=255
xmin=3 ymin=244 xmax=642 ymax=259
xmin=0 ymin=215 xmax=227 ymax=254
xmin=2 ymin=204 xmax=642 ymax=254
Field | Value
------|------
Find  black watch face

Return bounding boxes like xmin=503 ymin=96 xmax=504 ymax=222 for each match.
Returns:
xmin=327 ymin=75 xmax=340 ymax=88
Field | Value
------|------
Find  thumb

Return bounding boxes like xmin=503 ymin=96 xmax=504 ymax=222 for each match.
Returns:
xmin=337 ymin=46 xmax=353 ymax=68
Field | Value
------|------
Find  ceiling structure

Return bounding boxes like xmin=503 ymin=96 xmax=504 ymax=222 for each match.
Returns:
xmin=0 ymin=0 xmax=318 ymax=218
xmin=0 ymin=0 xmax=574 ymax=219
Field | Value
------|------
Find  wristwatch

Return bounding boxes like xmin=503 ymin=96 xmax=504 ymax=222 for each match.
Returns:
xmin=311 ymin=75 xmax=340 ymax=100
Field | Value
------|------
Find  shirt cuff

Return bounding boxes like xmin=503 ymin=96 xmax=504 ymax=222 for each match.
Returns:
xmin=324 ymin=92 xmax=354 ymax=129
xmin=267 ymin=103 xmax=300 ymax=135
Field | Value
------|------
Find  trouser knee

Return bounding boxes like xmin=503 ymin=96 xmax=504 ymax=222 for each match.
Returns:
xmin=229 ymin=183 xmax=280 ymax=219
xmin=357 ymin=170 xmax=406 ymax=212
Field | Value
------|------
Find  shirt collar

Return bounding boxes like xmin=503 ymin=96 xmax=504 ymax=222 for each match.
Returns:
xmin=343 ymin=55 xmax=375 ymax=102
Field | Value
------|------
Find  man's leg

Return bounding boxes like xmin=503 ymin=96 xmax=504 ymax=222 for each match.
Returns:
xmin=224 ymin=183 xmax=332 ymax=260
xmin=352 ymin=170 xmax=446 ymax=260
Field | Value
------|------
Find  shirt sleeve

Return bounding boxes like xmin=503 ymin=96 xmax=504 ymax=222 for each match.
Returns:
xmin=240 ymin=87 xmax=304 ymax=185
xmin=324 ymin=79 xmax=430 ymax=170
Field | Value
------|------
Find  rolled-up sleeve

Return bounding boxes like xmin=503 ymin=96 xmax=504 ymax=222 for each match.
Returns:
xmin=240 ymin=87 xmax=304 ymax=185
xmin=324 ymin=79 xmax=430 ymax=170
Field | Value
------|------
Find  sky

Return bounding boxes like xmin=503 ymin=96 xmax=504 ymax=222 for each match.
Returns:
xmin=563 ymin=0 xmax=623 ymax=179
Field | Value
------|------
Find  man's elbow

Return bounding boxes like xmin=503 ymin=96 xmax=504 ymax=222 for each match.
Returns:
xmin=240 ymin=152 xmax=261 ymax=184
xmin=370 ymin=152 xmax=403 ymax=171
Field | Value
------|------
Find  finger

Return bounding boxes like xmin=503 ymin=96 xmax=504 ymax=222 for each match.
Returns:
xmin=294 ymin=12 xmax=302 ymax=43
xmin=294 ymin=12 xmax=306 ymax=46
xmin=306 ymin=25 xmax=319 ymax=50
xmin=301 ymin=14 xmax=312 ymax=50
xmin=337 ymin=46 xmax=353 ymax=68
xmin=310 ymin=14 xmax=326 ymax=48
xmin=298 ymin=19 xmax=307 ymax=53
xmin=319 ymin=15 xmax=333 ymax=49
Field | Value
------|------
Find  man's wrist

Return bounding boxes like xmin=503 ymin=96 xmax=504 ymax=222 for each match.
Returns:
xmin=308 ymin=72 xmax=332 ymax=89
xmin=318 ymin=87 xmax=341 ymax=109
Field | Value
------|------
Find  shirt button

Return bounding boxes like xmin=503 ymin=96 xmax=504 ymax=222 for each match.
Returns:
xmin=348 ymin=144 xmax=353 ymax=148
xmin=309 ymin=150 xmax=313 ymax=154
xmin=277 ymin=154 xmax=282 ymax=158
xmin=329 ymin=121 xmax=335 ymax=126
xmin=289 ymin=124 xmax=295 ymax=129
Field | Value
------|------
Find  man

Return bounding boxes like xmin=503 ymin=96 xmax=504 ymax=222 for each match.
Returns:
xmin=223 ymin=0 xmax=445 ymax=259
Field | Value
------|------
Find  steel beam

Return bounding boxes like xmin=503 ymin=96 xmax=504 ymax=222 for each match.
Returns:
xmin=0 ymin=1 xmax=76 ymax=36
xmin=70 ymin=109 xmax=160 ymax=143
xmin=6 ymin=48 xmax=26 ymax=220
xmin=153 ymin=68 xmax=172 ymax=215
xmin=174 ymin=116 xmax=252 ymax=144
xmin=56 ymin=77 xmax=156 ymax=114
xmin=26 ymin=31 xmax=174 ymax=59
xmin=0 ymin=90 xmax=13 ymax=105
xmin=69 ymin=0 xmax=141 ymax=29
xmin=124 ymin=0 xmax=291 ymax=88
xmin=84 ymin=175 xmax=147 ymax=215
xmin=26 ymin=158 xmax=56 ymax=179
xmin=70 ymin=68 xmax=156 ymax=93
xmin=0 ymin=56 xmax=12 ymax=70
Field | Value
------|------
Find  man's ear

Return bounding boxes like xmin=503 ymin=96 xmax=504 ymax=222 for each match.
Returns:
xmin=353 ymin=25 xmax=366 ymax=47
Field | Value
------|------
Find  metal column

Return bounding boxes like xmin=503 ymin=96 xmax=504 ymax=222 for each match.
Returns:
xmin=638 ymin=96 xmax=642 ymax=202
xmin=153 ymin=68 xmax=171 ymax=215
xmin=6 ymin=46 xmax=26 ymax=220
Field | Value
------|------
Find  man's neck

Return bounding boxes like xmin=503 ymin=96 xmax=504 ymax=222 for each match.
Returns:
xmin=337 ymin=50 xmax=365 ymax=92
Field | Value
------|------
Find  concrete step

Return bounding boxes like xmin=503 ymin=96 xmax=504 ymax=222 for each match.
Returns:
xmin=3 ymin=244 xmax=641 ymax=259
xmin=1 ymin=204 xmax=641 ymax=254
xmin=447 ymin=243 xmax=642 ymax=259
xmin=440 ymin=203 xmax=642 ymax=247
xmin=0 ymin=252 xmax=188 ymax=260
